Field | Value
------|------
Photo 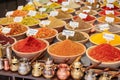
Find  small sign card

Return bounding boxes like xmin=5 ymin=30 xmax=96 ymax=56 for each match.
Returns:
xmin=17 ymin=6 xmax=23 ymax=10
xmin=14 ymin=17 xmax=23 ymax=22
xmin=83 ymin=10 xmax=90 ymax=13
xmin=39 ymin=8 xmax=46 ymax=12
xmin=87 ymin=0 xmax=95 ymax=4
xmin=51 ymin=0 xmax=58 ymax=2
xmin=79 ymin=13 xmax=88 ymax=19
xmin=27 ymin=29 xmax=38 ymax=36
xmin=1 ymin=27 xmax=11 ymax=34
xmin=62 ymin=2 xmax=69 ymax=6
xmin=75 ymin=0 xmax=81 ymax=2
xmin=61 ymin=7 xmax=68 ymax=11
xmin=62 ymin=30 xmax=75 ymax=39
xmin=103 ymin=33 xmax=115 ymax=42
xmin=107 ymin=0 xmax=115 ymax=3
xmin=99 ymin=24 xmax=109 ymax=31
xmin=105 ymin=10 xmax=114 ymax=14
xmin=28 ymin=10 xmax=37 ymax=16
xmin=69 ymin=21 xmax=79 ymax=29
xmin=40 ymin=20 xmax=51 ymax=25
xmin=105 ymin=17 xmax=114 ymax=23
xmin=50 ymin=11 xmax=58 ymax=17
xmin=106 ymin=4 xmax=114 ymax=8
xmin=5 ymin=11 xmax=13 ymax=16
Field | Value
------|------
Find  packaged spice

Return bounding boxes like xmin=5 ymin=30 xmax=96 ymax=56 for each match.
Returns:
xmin=32 ymin=27 xmax=57 ymax=39
xmin=11 ymin=10 xmax=28 ymax=17
xmin=89 ymin=44 xmax=120 ymax=62
xmin=48 ymin=40 xmax=86 ymax=56
xmin=90 ymin=32 xmax=120 ymax=46
xmin=0 ymin=23 xmax=28 ymax=36
xmin=57 ymin=31 xmax=87 ymax=41
xmin=0 ymin=17 xmax=14 ymax=25
xmin=13 ymin=36 xmax=47 ymax=52
xmin=0 ymin=34 xmax=15 ymax=45
xmin=21 ymin=17 xmax=39 ymax=26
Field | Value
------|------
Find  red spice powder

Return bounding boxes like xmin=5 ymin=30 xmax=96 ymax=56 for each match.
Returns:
xmin=89 ymin=44 xmax=120 ymax=62
xmin=14 ymin=36 xmax=47 ymax=53
xmin=99 ymin=10 xmax=120 ymax=16
xmin=102 ymin=6 xmax=119 ymax=10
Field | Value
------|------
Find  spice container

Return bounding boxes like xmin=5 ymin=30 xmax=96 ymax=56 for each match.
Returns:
xmin=86 ymin=44 xmax=120 ymax=68
xmin=47 ymin=40 xmax=86 ymax=64
xmin=56 ymin=31 xmax=89 ymax=43
xmin=12 ymin=36 xmax=49 ymax=59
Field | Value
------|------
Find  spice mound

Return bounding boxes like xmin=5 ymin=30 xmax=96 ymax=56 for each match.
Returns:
xmin=99 ymin=10 xmax=120 ymax=16
xmin=32 ymin=27 xmax=57 ymax=38
xmin=13 ymin=37 xmax=47 ymax=52
xmin=0 ymin=23 xmax=27 ymax=35
xmin=0 ymin=34 xmax=15 ymax=45
xmin=48 ymin=40 xmax=85 ymax=56
xmin=0 ymin=17 xmax=14 ymax=25
xmin=11 ymin=10 xmax=28 ymax=17
xmin=21 ymin=17 xmax=39 ymax=26
xmin=32 ymin=13 xmax=48 ymax=19
xmin=58 ymin=32 xmax=87 ymax=41
xmin=89 ymin=44 xmax=120 ymax=62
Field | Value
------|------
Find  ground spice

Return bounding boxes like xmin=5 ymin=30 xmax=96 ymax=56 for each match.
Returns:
xmin=90 ymin=32 xmax=120 ymax=46
xmin=82 ymin=14 xmax=95 ymax=21
xmin=33 ymin=27 xmax=57 ymax=38
xmin=11 ymin=10 xmax=28 ymax=17
xmin=0 ymin=34 xmax=15 ymax=45
xmin=89 ymin=44 xmax=120 ymax=62
xmin=102 ymin=6 xmax=119 ymax=10
xmin=99 ymin=10 xmax=120 ymax=16
xmin=32 ymin=13 xmax=48 ymax=19
xmin=14 ymin=36 xmax=47 ymax=52
xmin=49 ymin=40 xmax=85 ymax=56
xmin=58 ymin=32 xmax=86 ymax=41
xmin=22 ymin=4 xmax=35 ymax=11
xmin=0 ymin=17 xmax=14 ymax=25
xmin=0 ymin=23 xmax=27 ymax=35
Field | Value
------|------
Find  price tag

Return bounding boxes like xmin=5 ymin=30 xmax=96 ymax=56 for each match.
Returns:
xmin=14 ymin=17 xmax=23 ymax=22
xmin=69 ymin=21 xmax=79 ymax=29
xmin=50 ymin=11 xmax=58 ymax=17
xmin=1 ymin=27 xmax=11 ymax=34
xmin=87 ymin=0 xmax=95 ymax=4
xmin=35 ymin=0 xmax=40 ymax=2
xmin=75 ymin=0 xmax=81 ymax=2
xmin=51 ymin=0 xmax=58 ymax=2
xmin=62 ymin=30 xmax=75 ymax=39
xmin=79 ymin=13 xmax=88 ymax=19
xmin=62 ymin=2 xmax=69 ymax=6
xmin=103 ymin=33 xmax=114 ymax=41
xmin=27 ymin=1 xmax=33 ymax=5
xmin=105 ymin=17 xmax=114 ymax=23
xmin=83 ymin=10 xmax=90 ymax=13
xmin=17 ymin=6 xmax=23 ymax=10
xmin=99 ymin=24 xmax=109 ymax=31
xmin=27 ymin=29 xmax=38 ymax=36
xmin=40 ymin=20 xmax=51 ymax=25
xmin=5 ymin=11 xmax=13 ymax=16
xmin=107 ymin=0 xmax=115 ymax=3
xmin=39 ymin=8 xmax=46 ymax=12
xmin=87 ymin=6 xmax=92 ymax=9
xmin=47 ymin=2 xmax=52 ymax=5
xmin=105 ymin=10 xmax=114 ymax=14
xmin=61 ymin=7 xmax=68 ymax=11
xmin=106 ymin=4 xmax=114 ymax=8
xmin=28 ymin=10 xmax=37 ymax=16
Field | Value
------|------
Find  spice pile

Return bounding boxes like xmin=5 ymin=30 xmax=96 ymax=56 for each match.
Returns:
xmin=89 ymin=44 xmax=120 ymax=62
xmin=13 ymin=36 xmax=47 ymax=52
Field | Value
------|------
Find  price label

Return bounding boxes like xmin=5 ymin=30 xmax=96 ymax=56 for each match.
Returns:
xmin=28 ymin=10 xmax=37 ymax=16
xmin=14 ymin=17 xmax=23 ymax=22
xmin=79 ymin=13 xmax=88 ymax=19
xmin=87 ymin=6 xmax=92 ymax=9
xmin=40 ymin=20 xmax=51 ymax=25
xmin=27 ymin=1 xmax=33 ymax=5
xmin=107 ymin=0 xmax=115 ymax=3
xmin=39 ymin=8 xmax=46 ymax=12
xmin=47 ymin=2 xmax=52 ymax=5
xmin=106 ymin=4 xmax=114 ymax=8
xmin=103 ymin=33 xmax=114 ymax=41
xmin=62 ymin=30 xmax=75 ymax=37
xmin=27 ymin=29 xmax=38 ymax=36
xmin=51 ymin=0 xmax=58 ymax=2
xmin=87 ymin=0 xmax=95 ymax=4
xmin=105 ymin=10 xmax=114 ymax=14
xmin=69 ymin=21 xmax=79 ymax=29
xmin=61 ymin=7 xmax=68 ymax=11
xmin=99 ymin=24 xmax=109 ymax=31
xmin=75 ymin=0 xmax=81 ymax=2
xmin=35 ymin=0 xmax=40 ymax=2
xmin=1 ymin=27 xmax=11 ymax=34
xmin=50 ymin=11 xmax=58 ymax=17
xmin=5 ymin=11 xmax=13 ymax=16
xmin=17 ymin=6 xmax=23 ymax=10
xmin=62 ymin=2 xmax=69 ymax=6
xmin=83 ymin=10 xmax=90 ymax=13
xmin=105 ymin=17 xmax=114 ymax=23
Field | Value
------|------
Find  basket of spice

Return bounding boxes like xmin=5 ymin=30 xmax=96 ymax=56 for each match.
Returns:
xmin=56 ymin=31 xmax=89 ymax=44
xmin=27 ymin=27 xmax=58 ymax=43
xmin=89 ymin=32 xmax=120 ymax=46
xmin=12 ymin=36 xmax=49 ymax=59
xmin=40 ymin=17 xmax=66 ymax=32
xmin=65 ymin=18 xmax=93 ymax=33
xmin=0 ymin=17 xmax=14 ymax=26
xmin=86 ymin=43 xmax=120 ymax=68
xmin=21 ymin=17 xmax=40 ymax=28
xmin=47 ymin=40 xmax=86 ymax=64
xmin=0 ymin=23 xmax=28 ymax=40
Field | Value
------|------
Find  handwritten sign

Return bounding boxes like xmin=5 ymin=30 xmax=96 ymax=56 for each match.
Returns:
xmin=28 ymin=10 xmax=37 ymax=16
xmin=79 ymin=13 xmax=88 ymax=19
xmin=61 ymin=7 xmax=68 ymax=11
xmin=103 ymin=33 xmax=114 ymax=41
xmin=17 ymin=6 xmax=23 ymax=10
xmin=39 ymin=8 xmax=46 ymax=12
xmin=62 ymin=2 xmax=69 ymax=6
xmin=27 ymin=29 xmax=38 ymax=36
xmin=106 ymin=4 xmax=114 ymax=8
xmin=5 ymin=11 xmax=13 ymax=16
xmin=40 ymin=20 xmax=51 ymax=25
xmin=1 ymin=27 xmax=11 ymax=34
xmin=105 ymin=10 xmax=114 ymax=14
xmin=14 ymin=17 xmax=23 ymax=22
xmin=69 ymin=21 xmax=79 ymax=29
xmin=50 ymin=11 xmax=58 ymax=17
xmin=83 ymin=10 xmax=90 ymax=13
xmin=105 ymin=17 xmax=114 ymax=23
xmin=62 ymin=30 xmax=75 ymax=39
xmin=99 ymin=24 xmax=109 ymax=31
